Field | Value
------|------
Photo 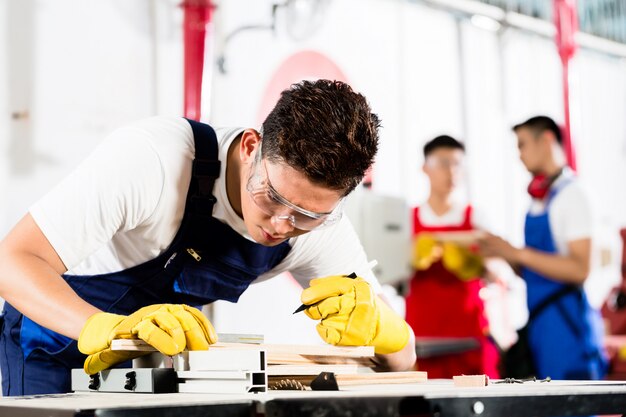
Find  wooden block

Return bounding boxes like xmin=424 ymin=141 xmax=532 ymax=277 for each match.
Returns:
xmin=111 ymin=339 xmax=158 ymax=351
xmin=111 ymin=339 xmax=374 ymax=358
xmin=266 ymin=354 xmax=375 ymax=367
xmin=270 ymin=371 xmax=428 ymax=390
xmin=335 ymin=371 xmax=428 ymax=386
xmin=213 ymin=342 xmax=375 ymax=358
xmin=215 ymin=333 xmax=264 ymax=344
xmin=222 ymin=343 xmax=376 ymax=368
xmin=453 ymin=374 xmax=489 ymax=387
xmin=267 ymin=364 xmax=360 ymax=376
xmin=429 ymin=230 xmax=486 ymax=246
xmin=111 ymin=339 xmax=376 ymax=368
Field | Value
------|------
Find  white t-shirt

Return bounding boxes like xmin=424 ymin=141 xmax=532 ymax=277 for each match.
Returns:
xmin=527 ymin=167 xmax=591 ymax=255
xmin=417 ymin=201 xmax=490 ymax=231
xmin=29 ymin=116 xmax=381 ymax=293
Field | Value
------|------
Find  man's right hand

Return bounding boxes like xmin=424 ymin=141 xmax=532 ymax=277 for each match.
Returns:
xmin=411 ymin=233 xmax=441 ymax=270
xmin=78 ymin=304 xmax=217 ymax=374
xmin=301 ymin=276 xmax=410 ymax=355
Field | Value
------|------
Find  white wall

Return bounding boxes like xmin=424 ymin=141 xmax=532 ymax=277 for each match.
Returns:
xmin=573 ymin=49 xmax=626 ymax=305
xmin=1 ymin=0 xmax=183 ymax=235
xmin=0 ymin=0 xmax=9 ymax=229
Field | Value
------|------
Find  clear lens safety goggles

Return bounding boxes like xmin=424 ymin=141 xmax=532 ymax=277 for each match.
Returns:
xmin=246 ymin=139 xmax=343 ymax=231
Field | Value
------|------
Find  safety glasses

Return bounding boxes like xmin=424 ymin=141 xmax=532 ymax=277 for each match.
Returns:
xmin=246 ymin=139 xmax=343 ymax=231
xmin=424 ymin=156 xmax=465 ymax=170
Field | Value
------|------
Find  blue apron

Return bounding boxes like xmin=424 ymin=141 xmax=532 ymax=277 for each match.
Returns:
xmin=523 ymin=179 xmax=606 ymax=380
xmin=0 ymin=120 xmax=292 ymax=395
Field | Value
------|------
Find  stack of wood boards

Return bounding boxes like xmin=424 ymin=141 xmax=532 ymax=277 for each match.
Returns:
xmin=111 ymin=339 xmax=427 ymax=390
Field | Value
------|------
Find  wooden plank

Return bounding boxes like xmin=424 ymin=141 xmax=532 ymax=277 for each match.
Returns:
xmin=269 ymin=371 xmax=428 ymax=389
xmin=216 ymin=333 xmax=264 ymax=344
xmin=213 ymin=342 xmax=375 ymax=358
xmin=267 ymin=364 xmax=360 ymax=376
xmin=266 ymin=355 xmax=374 ymax=367
xmin=111 ymin=339 xmax=159 ymax=351
xmin=111 ymin=339 xmax=375 ymax=358
xmin=428 ymin=230 xmax=486 ymax=246
xmin=335 ymin=371 xmax=428 ymax=386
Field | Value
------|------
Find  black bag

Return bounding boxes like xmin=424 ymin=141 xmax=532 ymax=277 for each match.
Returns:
xmin=501 ymin=285 xmax=579 ymax=379
xmin=501 ymin=323 xmax=534 ymax=379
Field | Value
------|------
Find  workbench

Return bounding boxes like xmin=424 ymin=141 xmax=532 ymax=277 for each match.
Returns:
xmin=1 ymin=380 xmax=626 ymax=417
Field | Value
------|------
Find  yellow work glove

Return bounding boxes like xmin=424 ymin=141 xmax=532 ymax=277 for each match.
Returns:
xmin=411 ymin=233 xmax=441 ymax=270
xmin=301 ymin=276 xmax=410 ymax=355
xmin=441 ymin=242 xmax=484 ymax=281
xmin=78 ymin=304 xmax=217 ymax=374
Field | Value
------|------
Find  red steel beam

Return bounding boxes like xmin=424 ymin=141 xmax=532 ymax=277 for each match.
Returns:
xmin=182 ymin=0 xmax=214 ymax=121
xmin=554 ymin=0 xmax=578 ymax=170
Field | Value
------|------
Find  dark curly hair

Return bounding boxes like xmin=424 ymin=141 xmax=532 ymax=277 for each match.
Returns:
xmin=513 ymin=115 xmax=563 ymax=145
xmin=423 ymin=135 xmax=465 ymax=158
xmin=261 ymin=80 xmax=380 ymax=196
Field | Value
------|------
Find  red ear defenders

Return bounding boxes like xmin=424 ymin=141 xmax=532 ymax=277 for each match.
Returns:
xmin=527 ymin=170 xmax=562 ymax=199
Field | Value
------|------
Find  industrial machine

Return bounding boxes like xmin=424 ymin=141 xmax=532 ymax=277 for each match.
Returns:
xmin=343 ymin=186 xmax=411 ymax=286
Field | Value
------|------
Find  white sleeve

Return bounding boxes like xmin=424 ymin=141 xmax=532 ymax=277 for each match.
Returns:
xmin=276 ymin=216 xmax=383 ymax=295
xmin=549 ymin=183 xmax=592 ymax=255
xmin=29 ymin=126 xmax=164 ymax=270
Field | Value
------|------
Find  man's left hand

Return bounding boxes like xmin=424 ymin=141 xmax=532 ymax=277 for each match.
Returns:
xmin=301 ymin=275 xmax=410 ymax=354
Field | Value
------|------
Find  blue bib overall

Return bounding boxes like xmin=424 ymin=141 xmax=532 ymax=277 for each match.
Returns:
xmin=523 ymin=180 xmax=606 ymax=380
xmin=0 ymin=120 xmax=292 ymax=395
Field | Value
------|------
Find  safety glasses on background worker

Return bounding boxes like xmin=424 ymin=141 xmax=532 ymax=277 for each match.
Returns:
xmin=246 ymin=136 xmax=344 ymax=231
xmin=424 ymin=156 xmax=465 ymax=171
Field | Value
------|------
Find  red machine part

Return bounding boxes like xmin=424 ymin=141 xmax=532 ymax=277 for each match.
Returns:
xmin=182 ymin=0 xmax=215 ymax=121
xmin=602 ymin=229 xmax=626 ymax=378
xmin=603 ymin=230 xmax=626 ymax=332
xmin=553 ymin=0 xmax=578 ymax=171
xmin=623 ymin=229 xmax=626 ymax=286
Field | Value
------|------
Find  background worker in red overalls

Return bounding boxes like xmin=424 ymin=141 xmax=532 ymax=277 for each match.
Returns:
xmin=404 ymin=135 xmax=499 ymax=378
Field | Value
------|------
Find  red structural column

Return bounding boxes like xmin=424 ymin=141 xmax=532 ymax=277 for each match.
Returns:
xmin=182 ymin=0 xmax=214 ymax=121
xmin=554 ymin=0 xmax=578 ymax=170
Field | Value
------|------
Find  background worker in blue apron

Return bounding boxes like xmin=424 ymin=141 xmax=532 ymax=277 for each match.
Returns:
xmin=0 ymin=80 xmax=416 ymax=396
xmin=479 ymin=115 xmax=607 ymax=380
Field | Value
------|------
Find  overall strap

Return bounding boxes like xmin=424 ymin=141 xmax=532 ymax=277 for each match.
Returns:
xmin=412 ymin=206 xmax=423 ymax=233
xmin=185 ymin=119 xmax=221 ymax=218
xmin=461 ymin=205 xmax=473 ymax=229
xmin=529 ymin=285 xmax=580 ymax=322
xmin=545 ymin=177 xmax=574 ymax=207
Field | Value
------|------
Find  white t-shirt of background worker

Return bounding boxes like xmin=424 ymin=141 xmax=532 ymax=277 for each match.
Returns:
xmin=417 ymin=201 xmax=492 ymax=232
xmin=527 ymin=167 xmax=592 ymax=256
xmin=29 ymin=116 xmax=381 ymax=294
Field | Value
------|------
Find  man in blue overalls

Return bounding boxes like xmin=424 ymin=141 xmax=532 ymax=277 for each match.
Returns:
xmin=479 ymin=115 xmax=607 ymax=380
xmin=0 ymin=80 xmax=416 ymax=395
